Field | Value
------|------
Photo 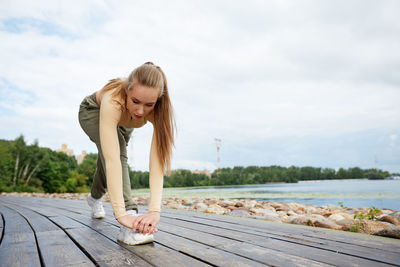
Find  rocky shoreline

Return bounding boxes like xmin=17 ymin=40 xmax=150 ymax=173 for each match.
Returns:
xmin=2 ymin=192 xmax=400 ymax=239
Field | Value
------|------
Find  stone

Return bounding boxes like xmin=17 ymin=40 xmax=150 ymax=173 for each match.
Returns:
xmin=304 ymin=206 xmax=318 ymax=214
xmin=359 ymin=220 xmax=390 ymax=235
xmin=374 ymin=226 xmax=400 ymax=239
xmin=389 ymin=211 xmax=400 ymax=221
xmin=328 ymin=213 xmax=353 ymax=223
xmin=193 ymin=202 xmax=208 ymax=211
xmin=275 ymin=206 xmax=290 ymax=212
xmin=226 ymin=205 xmax=237 ymax=211
xmin=380 ymin=209 xmax=395 ymax=215
xmin=341 ymin=213 xmax=354 ymax=220
xmin=279 ymin=214 xmax=289 ymax=222
xmin=379 ymin=215 xmax=400 ymax=226
xmin=309 ymin=214 xmax=326 ymax=220
xmin=321 ymin=210 xmax=341 ymax=217
xmin=268 ymin=202 xmax=280 ymax=209
xmin=277 ymin=211 xmax=287 ymax=216
xmin=288 ymin=202 xmax=305 ymax=212
xmin=313 ymin=218 xmax=342 ymax=230
xmin=234 ymin=201 xmax=244 ymax=207
xmin=244 ymin=200 xmax=258 ymax=209
xmin=287 ymin=214 xmax=342 ymax=230
xmin=181 ymin=198 xmax=193 ymax=205
xmin=204 ymin=198 xmax=218 ymax=205
xmin=336 ymin=218 xmax=357 ymax=230
xmin=218 ymin=200 xmax=234 ymax=207
xmin=227 ymin=209 xmax=250 ymax=217
xmin=166 ymin=203 xmax=184 ymax=209
xmin=254 ymin=203 xmax=265 ymax=208
xmin=205 ymin=204 xmax=226 ymax=215
xmin=287 ymin=210 xmax=297 ymax=216
xmin=249 ymin=207 xmax=277 ymax=216
xmin=345 ymin=207 xmax=359 ymax=213
xmin=328 ymin=213 xmax=345 ymax=223
xmin=286 ymin=215 xmax=309 ymax=225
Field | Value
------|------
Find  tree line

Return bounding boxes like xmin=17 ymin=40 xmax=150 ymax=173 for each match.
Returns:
xmin=0 ymin=136 xmax=395 ymax=193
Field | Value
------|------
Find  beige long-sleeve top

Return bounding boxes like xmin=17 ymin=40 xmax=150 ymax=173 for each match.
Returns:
xmin=98 ymin=89 xmax=164 ymax=219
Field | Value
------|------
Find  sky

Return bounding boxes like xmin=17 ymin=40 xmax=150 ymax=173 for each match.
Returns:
xmin=0 ymin=0 xmax=399 ymax=173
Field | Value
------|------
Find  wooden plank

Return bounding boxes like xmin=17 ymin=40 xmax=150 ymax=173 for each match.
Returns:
xmin=49 ymin=208 xmax=282 ymax=266
xmin=37 ymin=230 xmax=95 ymax=267
xmin=54 ymin=196 xmax=400 ymax=254
xmin=50 ymin=215 xmax=89 ymax=229
xmin=1 ymin=199 xmax=151 ymax=266
xmin=29 ymin=202 xmax=214 ymax=267
xmin=159 ymin=215 xmax=399 ymax=267
xmin=3 ymin=204 xmax=94 ymax=267
xmin=4 ymin=195 xmax=400 ymax=256
xmin=158 ymin=213 xmax=400 ymax=266
xmin=161 ymin=208 xmax=400 ymax=252
xmin=157 ymin=221 xmax=333 ymax=267
xmin=66 ymin=227 xmax=152 ymax=266
xmin=0 ymin=209 xmax=4 ymax=243
xmin=155 ymin=231 xmax=267 ymax=267
xmin=6 ymin=204 xmax=60 ymax=232
xmin=29 ymin=200 xmax=270 ymax=267
xmin=159 ymin=208 xmax=400 ymax=252
xmin=4 ymin=199 xmax=213 ymax=267
xmin=3 ymin=196 xmax=400 ymax=267
xmin=0 ymin=205 xmax=41 ymax=267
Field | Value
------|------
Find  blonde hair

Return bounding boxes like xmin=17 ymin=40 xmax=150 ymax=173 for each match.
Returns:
xmin=100 ymin=62 xmax=175 ymax=174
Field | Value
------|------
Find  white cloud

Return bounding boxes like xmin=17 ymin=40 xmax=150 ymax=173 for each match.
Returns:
xmin=1 ymin=0 xmax=399 ymax=172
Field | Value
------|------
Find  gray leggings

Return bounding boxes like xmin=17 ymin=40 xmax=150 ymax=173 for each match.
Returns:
xmin=78 ymin=92 xmax=138 ymax=213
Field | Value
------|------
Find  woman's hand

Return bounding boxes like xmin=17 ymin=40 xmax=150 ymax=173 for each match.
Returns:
xmin=133 ymin=211 xmax=160 ymax=234
xmin=117 ymin=214 xmax=138 ymax=229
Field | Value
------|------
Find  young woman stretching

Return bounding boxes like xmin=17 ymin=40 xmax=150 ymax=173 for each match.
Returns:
xmin=78 ymin=62 xmax=175 ymax=245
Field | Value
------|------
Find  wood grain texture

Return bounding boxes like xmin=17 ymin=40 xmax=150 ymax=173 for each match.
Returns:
xmin=0 ymin=205 xmax=41 ymax=267
xmin=1 ymin=195 xmax=400 ymax=267
xmin=158 ymin=212 xmax=400 ymax=266
xmin=4 ymin=204 xmax=94 ymax=267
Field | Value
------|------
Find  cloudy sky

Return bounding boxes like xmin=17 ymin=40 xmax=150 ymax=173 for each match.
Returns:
xmin=1 ymin=0 xmax=399 ymax=173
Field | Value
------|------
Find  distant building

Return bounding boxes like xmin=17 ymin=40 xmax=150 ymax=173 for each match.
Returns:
xmin=77 ymin=150 xmax=87 ymax=165
xmin=56 ymin=144 xmax=74 ymax=157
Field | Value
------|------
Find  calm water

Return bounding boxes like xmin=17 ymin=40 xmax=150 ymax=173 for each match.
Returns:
xmin=157 ymin=179 xmax=400 ymax=210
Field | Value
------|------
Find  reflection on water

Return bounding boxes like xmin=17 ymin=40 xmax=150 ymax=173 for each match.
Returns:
xmin=132 ymin=179 xmax=400 ymax=210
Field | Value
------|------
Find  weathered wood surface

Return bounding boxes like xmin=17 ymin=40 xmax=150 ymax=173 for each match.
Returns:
xmin=0 ymin=196 xmax=399 ymax=267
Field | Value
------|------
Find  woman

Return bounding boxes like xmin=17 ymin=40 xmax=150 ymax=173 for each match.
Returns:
xmin=78 ymin=62 xmax=175 ymax=245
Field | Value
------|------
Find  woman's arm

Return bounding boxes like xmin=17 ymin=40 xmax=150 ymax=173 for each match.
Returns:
xmin=132 ymin=128 xmax=163 ymax=234
xmin=99 ymin=92 xmax=127 ymax=219
xmin=148 ymin=129 xmax=164 ymax=212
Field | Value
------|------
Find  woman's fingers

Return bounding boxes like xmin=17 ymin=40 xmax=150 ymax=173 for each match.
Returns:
xmin=132 ymin=216 xmax=143 ymax=231
xmin=133 ymin=213 xmax=160 ymax=234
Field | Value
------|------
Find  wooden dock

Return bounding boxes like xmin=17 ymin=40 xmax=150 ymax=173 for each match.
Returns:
xmin=0 ymin=196 xmax=399 ymax=266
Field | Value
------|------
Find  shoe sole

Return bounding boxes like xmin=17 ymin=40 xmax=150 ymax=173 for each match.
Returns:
xmin=117 ymin=236 xmax=154 ymax=245
xmin=117 ymin=236 xmax=154 ymax=246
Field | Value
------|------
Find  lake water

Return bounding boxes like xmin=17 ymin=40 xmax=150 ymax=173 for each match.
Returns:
xmin=133 ymin=179 xmax=400 ymax=210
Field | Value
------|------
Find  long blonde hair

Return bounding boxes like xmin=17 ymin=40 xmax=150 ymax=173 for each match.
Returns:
xmin=100 ymin=62 xmax=175 ymax=174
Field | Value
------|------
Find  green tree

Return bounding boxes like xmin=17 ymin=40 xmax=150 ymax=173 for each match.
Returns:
xmin=336 ymin=168 xmax=347 ymax=179
xmin=66 ymin=171 xmax=90 ymax=193
xmin=35 ymin=148 xmax=75 ymax=192
xmin=77 ymin=153 xmax=97 ymax=187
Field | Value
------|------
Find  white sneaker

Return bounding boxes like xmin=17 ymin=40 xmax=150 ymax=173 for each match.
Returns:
xmin=87 ymin=193 xmax=105 ymax=219
xmin=117 ymin=210 xmax=154 ymax=245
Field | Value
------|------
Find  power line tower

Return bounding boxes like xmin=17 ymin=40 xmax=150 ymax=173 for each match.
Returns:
xmin=214 ymin=138 xmax=221 ymax=169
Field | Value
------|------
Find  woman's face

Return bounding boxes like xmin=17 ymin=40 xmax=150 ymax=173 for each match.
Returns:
xmin=126 ymin=83 xmax=159 ymax=119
